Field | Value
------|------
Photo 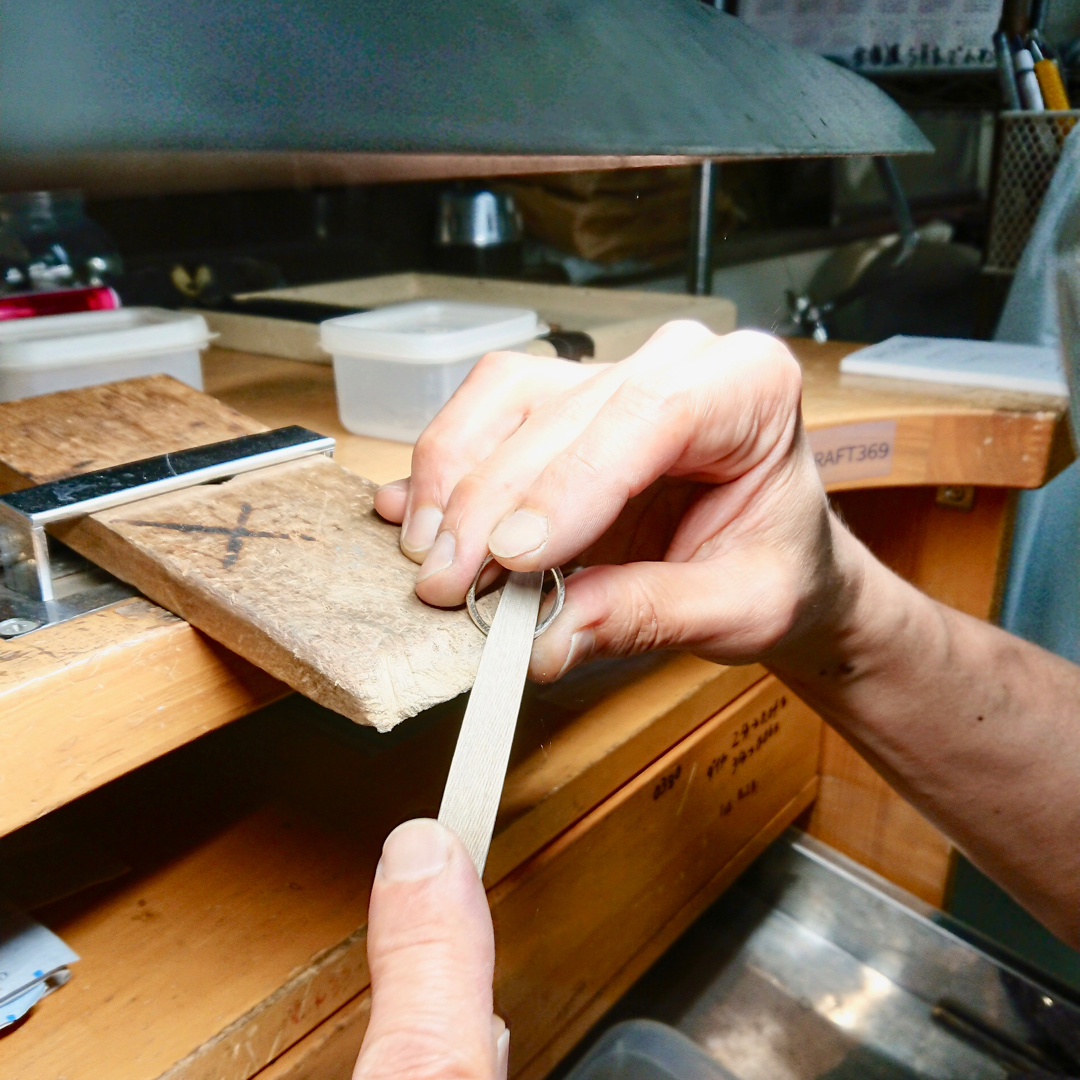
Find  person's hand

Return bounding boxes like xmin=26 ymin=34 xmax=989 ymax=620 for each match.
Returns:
xmin=354 ymin=819 xmax=508 ymax=1080
xmin=374 ymin=322 xmax=861 ymax=680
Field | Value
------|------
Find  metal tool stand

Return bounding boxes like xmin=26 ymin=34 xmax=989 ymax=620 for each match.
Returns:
xmin=687 ymin=160 xmax=719 ymax=296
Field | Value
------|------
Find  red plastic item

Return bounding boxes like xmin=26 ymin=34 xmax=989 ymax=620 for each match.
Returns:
xmin=0 ymin=286 xmax=121 ymax=321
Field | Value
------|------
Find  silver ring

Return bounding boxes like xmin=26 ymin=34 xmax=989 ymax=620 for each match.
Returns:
xmin=467 ymin=554 xmax=565 ymax=638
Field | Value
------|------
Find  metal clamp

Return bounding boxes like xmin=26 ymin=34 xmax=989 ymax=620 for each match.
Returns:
xmin=0 ymin=426 xmax=334 ymax=634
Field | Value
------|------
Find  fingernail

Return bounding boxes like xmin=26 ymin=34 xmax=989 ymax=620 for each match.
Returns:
xmin=377 ymin=478 xmax=409 ymax=494
xmin=557 ymin=629 xmax=594 ymax=679
xmin=489 ymin=510 xmax=549 ymax=559
xmin=401 ymin=505 xmax=443 ymax=557
xmin=494 ymin=1018 xmax=510 ymax=1080
xmin=378 ymin=819 xmax=452 ymax=882
xmin=416 ymin=530 xmax=456 ymax=581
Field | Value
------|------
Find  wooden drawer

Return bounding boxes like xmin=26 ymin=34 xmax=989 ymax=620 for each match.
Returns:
xmin=4 ymin=656 xmax=771 ymax=1080
xmin=257 ymin=676 xmax=821 ymax=1080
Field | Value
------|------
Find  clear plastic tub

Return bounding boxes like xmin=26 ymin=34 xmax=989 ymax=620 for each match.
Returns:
xmin=565 ymin=1021 xmax=739 ymax=1080
xmin=0 ymin=307 xmax=209 ymax=402
xmin=320 ymin=300 xmax=541 ymax=442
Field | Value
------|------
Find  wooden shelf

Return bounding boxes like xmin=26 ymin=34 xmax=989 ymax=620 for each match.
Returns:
xmin=2 ymin=660 xmax=811 ymax=1080
xmin=0 ymin=599 xmax=285 ymax=836
xmin=791 ymin=338 xmax=1072 ymax=491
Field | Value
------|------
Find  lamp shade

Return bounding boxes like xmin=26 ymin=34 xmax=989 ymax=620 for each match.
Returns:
xmin=3 ymin=0 xmax=930 ymax=161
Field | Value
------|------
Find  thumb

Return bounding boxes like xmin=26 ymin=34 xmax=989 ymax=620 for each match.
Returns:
xmin=354 ymin=819 xmax=501 ymax=1080
xmin=529 ymin=558 xmax=801 ymax=680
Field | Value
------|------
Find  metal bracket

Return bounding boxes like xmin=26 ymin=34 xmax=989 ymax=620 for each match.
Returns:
xmin=935 ymin=485 xmax=976 ymax=512
xmin=0 ymin=552 xmax=140 ymax=639
xmin=0 ymin=426 xmax=334 ymax=637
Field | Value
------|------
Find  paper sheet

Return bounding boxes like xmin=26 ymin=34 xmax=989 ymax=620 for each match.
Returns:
xmin=840 ymin=335 xmax=1068 ymax=396
xmin=0 ymin=898 xmax=79 ymax=1029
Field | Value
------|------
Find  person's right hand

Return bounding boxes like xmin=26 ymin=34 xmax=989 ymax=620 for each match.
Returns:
xmin=374 ymin=322 xmax=863 ymax=681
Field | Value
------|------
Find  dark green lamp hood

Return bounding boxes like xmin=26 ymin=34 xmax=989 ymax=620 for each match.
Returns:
xmin=1 ymin=0 xmax=930 ymax=193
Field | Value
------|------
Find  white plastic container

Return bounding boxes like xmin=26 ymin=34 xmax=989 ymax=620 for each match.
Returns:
xmin=0 ymin=308 xmax=211 ymax=402
xmin=320 ymin=300 xmax=542 ymax=442
xmin=565 ymin=1021 xmax=738 ymax=1080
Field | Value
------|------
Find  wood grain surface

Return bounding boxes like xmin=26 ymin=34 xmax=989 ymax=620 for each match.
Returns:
xmin=0 ymin=377 xmax=487 ymax=731
xmin=0 ymin=674 xmax=816 ymax=1080
xmin=791 ymin=338 xmax=1072 ymax=490
xmin=256 ymin=995 xmax=373 ymax=1080
xmin=0 ymin=374 xmax=266 ymax=488
xmin=488 ymin=654 xmax=765 ymax=886
xmin=257 ymin=782 xmax=822 ymax=1080
xmin=0 ymin=598 xmax=285 ymax=836
xmin=0 ymin=354 xmax=755 ymax=834
xmin=3 ymin=322 xmax=1056 ymax=1080
xmin=203 ymin=338 xmax=1073 ymax=493
xmin=52 ymin=454 xmax=485 ymax=730
xmin=1 ymin=331 xmax=1070 ymax=862
xmin=3 ymin=804 xmax=378 ymax=1080
xmin=258 ymin=675 xmax=821 ymax=1080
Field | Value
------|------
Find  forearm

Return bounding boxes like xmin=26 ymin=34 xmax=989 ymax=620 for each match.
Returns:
xmin=386 ymin=329 xmax=1079 ymax=942
xmin=770 ymin=517 xmax=1080 ymax=944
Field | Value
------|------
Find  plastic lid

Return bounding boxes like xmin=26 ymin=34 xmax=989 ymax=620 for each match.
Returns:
xmin=0 ymin=308 xmax=212 ymax=370
xmin=320 ymin=300 xmax=540 ymax=364
xmin=567 ymin=1021 xmax=739 ymax=1080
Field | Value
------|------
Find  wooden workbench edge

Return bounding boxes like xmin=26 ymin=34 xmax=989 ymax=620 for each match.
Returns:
xmin=0 ymin=599 xmax=287 ymax=836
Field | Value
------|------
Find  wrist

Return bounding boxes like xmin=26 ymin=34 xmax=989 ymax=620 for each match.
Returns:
xmin=765 ymin=510 xmax=928 ymax=702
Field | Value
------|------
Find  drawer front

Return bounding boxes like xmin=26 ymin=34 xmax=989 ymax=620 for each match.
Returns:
xmin=258 ymin=677 xmax=820 ymax=1080
xmin=492 ymin=676 xmax=820 ymax=1078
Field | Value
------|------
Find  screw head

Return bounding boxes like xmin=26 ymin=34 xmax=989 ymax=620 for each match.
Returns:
xmin=0 ymin=617 xmax=41 ymax=638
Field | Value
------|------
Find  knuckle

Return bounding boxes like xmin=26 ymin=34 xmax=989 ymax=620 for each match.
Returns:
xmin=648 ymin=318 xmax=718 ymax=350
xmin=613 ymin=578 xmax=667 ymax=655
xmin=726 ymin=331 xmax=803 ymax=389
xmin=451 ymin=470 xmax=493 ymax=507
xmin=412 ymin=424 xmax=441 ymax=462
xmin=609 ymin=377 xmax=672 ymax=428
xmin=443 ymin=466 xmax=514 ymax=526
xmin=472 ymin=348 xmax=528 ymax=381
xmin=544 ymin=381 xmax=600 ymax=427
xmin=561 ymin=439 xmax=607 ymax=490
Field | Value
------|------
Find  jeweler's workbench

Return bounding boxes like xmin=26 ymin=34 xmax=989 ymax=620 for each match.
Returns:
xmin=0 ymin=337 xmax=1070 ymax=1080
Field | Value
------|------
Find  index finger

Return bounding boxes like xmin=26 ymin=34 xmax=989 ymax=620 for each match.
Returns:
xmin=397 ymin=352 xmax=597 ymax=562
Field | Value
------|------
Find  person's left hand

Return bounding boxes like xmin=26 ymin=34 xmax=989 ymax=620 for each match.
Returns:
xmin=353 ymin=818 xmax=508 ymax=1080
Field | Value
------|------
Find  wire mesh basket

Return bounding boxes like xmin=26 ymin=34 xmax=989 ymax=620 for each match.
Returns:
xmin=984 ymin=110 xmax=1080 ymax=274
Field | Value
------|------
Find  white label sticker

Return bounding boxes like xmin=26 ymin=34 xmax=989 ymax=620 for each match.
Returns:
xmin=808 ymin=420 xmax=896 ymax=485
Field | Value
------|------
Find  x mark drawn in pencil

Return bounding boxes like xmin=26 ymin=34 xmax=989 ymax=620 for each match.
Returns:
xmin=126 ymin=503 xmax=316 ymax=569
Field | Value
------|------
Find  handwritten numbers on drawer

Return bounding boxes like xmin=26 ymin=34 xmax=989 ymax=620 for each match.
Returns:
xmin=651 ymin=689 xmax=803 ymax=821
xmin=706 ymin=753 xmax=728 ymax=779
xmin=729 ymin=695 xmax=787 ymax=773
xmin=652 ymin=764 xmax=682 ymax=801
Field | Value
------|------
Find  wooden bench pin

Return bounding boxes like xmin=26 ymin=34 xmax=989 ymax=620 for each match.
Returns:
xmin=0 ymin=375 xmax=491 ymax=731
